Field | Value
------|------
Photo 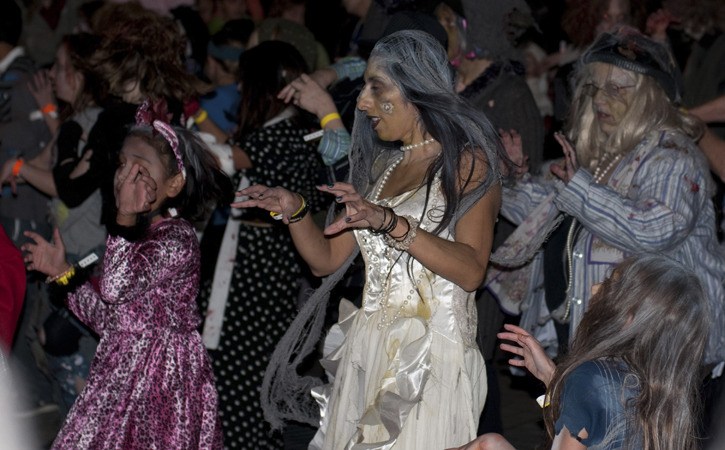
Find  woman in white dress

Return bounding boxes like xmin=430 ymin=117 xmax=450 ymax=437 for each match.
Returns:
xmin=235 ymin=30 xmax=506 ymax=449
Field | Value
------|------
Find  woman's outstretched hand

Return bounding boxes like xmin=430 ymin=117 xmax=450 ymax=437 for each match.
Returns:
xmin=551 ymin=131 xmax=579 ymax=184
xmin=233 ymin=184 xmax=305 ymax=224
xmin=234 ymin=182 xmax=389 ymax=233
xmin=318 ymin=182 xmax=387 ymax=235
xmin=21 ymin=228 xmax=70 ymax=278
xmin=498 ymin=323 xmax=556 ymax=387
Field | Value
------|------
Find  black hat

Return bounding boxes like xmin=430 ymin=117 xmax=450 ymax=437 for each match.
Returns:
xmin=581 ymin=26 xmax=683 ymax=103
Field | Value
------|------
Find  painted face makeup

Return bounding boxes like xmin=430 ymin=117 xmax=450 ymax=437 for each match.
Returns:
xmin=356 ymin=61 xmax=419 ymax=143
xmin=585 ymin=63 xmax=636 ymax=137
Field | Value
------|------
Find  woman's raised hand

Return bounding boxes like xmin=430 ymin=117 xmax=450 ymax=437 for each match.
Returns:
xmin=27 ymin=70 xmax=55 ymax=110
xmin=551 ymin=131 xmax=579 ymax=183
xmin=21 ymin=228 xmax=70 ymax=278
xmin=499 ymin=128 xmax=528 ymax=179
xmin=498 ymin=323 xmax=557 ymax=387
xmin=277 ymin=73 xmax=337 ymax=119
xmin=319 ymin=182 xmax=386 ymax=235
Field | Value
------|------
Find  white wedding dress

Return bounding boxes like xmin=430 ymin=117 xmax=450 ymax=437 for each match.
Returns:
xmin=310 ymin=175 xmax=487 ymax=450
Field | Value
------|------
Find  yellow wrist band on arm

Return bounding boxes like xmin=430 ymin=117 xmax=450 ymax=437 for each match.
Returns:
xmin=320 ymin=112 xmax=341 ymax=128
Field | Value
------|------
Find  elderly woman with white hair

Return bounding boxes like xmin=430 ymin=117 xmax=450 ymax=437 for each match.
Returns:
xmin=235 ymin=29 xmax=506 ymax=449
xmin=488 ymin=26 xmax=725 ymax=372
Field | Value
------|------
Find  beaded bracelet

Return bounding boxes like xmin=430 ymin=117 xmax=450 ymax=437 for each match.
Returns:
xmin=383 ymin=216 xmax=420 ymax=251
xmin=45 ymin=265 xmax=76 ymax=286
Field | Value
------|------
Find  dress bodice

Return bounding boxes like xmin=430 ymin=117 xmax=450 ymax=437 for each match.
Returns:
xmin=354 ymin=177 xmax=478 ymax=346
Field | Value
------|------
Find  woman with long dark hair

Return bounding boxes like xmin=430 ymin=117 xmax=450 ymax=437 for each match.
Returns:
xmin=235 ymin=30 xmax=505 ymax=449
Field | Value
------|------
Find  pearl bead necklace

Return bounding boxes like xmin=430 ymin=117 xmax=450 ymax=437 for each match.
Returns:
xmin=400 ymin=138 xmax=435 ymax=152
xmin=373 ymin=155 xmax=404 ymax=202
xmin=593 ymin=154 xmax=622 ymax=183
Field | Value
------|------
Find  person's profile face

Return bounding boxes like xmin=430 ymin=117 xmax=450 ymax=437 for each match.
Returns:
xmin=356 ymin=61 xmax=420 ymax=144
xmin=49 ymin=44 xmax=81 ymax=104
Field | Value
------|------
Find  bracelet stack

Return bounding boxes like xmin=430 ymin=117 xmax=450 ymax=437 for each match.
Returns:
xmin=371 ymin=207 xmax=398 ymax=235
xmin=46 ymin=265 xmax=76 ymax=286
xmin=371 ymin=207 xmax=419 ymax=251
xmin=269 ymin=194 xmax=309 ymax=223
xmin=383 ymin=215 xmax=419 ymax=251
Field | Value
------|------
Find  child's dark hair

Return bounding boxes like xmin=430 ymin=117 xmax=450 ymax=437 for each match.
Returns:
xmin=235 ymin=40 xmax=308 ymax=136
xmin=125 ymin=126 xmax=233 ymax=222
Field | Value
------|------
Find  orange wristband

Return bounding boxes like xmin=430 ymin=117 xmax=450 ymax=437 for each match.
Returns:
xmin=12 ymin=158 xmax=24 ymax=177
xmin=41 ymin=103 xmax=57 ymax=114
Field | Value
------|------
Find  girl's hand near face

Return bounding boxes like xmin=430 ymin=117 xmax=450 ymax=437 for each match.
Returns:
xmin=114 ymin=163 xmax=157 ymax=226
xmin=21 ymin=228 xmax=71 ymax=278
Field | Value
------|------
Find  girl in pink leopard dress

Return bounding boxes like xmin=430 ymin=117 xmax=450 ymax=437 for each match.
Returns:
xmin=22 ymin=102 xmax=231 ymax=449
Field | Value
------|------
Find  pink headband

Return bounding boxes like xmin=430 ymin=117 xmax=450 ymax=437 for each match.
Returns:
xmin=135 ymin=100 xmax=186 ymax=180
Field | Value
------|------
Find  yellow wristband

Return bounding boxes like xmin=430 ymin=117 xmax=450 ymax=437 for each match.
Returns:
xmin=269 ymin=194 xmax=307 ymax=220
xmin=194 ymin=109 xmax=208 ymax=125
xmin=320 ymin=112 xmax=341 ymax=128
xmin=46 ymin=265 xmax=76 ymax=286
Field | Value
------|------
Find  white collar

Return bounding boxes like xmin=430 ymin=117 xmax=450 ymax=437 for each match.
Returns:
xmin=263 ymin=106 xmax=297 ymax=128
xmin=0 ymin=47 xmax=26 ymax=75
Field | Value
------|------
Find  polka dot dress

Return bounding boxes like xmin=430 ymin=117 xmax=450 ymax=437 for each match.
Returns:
xmin=199 ymin=119 xmax=323 ymax=449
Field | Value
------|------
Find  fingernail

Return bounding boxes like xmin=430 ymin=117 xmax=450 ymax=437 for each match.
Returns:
xmin=327 ymin=183 xmax=334 ymax=188
xmin=335 ymin=196 xmax=342 ymax=202
xmin=345 ymin=217 xmax=351 ymax=223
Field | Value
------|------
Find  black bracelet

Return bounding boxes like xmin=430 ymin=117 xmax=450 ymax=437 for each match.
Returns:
xmin=287 ymin=195 xmax=310 ymax=223
xmin=381 ymin=208 xmax=398 ymax=235
xmin=372 ymin=207 xmax=388 ymax=233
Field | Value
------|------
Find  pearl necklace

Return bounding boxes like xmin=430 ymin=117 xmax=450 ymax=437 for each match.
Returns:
xmin=373 ymin=139 xmax=436 ymax=202
xmin=373 ymin=155 xmax=404 ymax=202
xmin=399 ymin=138 xmax=435 ymax=152
xmin=593 ymin=154 xmax=622 ymax=183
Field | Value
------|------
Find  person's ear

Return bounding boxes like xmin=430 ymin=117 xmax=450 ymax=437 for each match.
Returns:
xmin=165 ymin=173 xmax=185 ymax=198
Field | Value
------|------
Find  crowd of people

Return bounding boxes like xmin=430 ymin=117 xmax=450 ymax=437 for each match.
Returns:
xmin=0 ymin=0 xmax=723 ymax=449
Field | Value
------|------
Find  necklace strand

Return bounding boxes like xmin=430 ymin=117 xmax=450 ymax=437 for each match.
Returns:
xmin=400 ymin=138 xmax=435 ymax=152
xmin=593 ymin=154 xmax=622 ymax=183
xmin=373 ymin=155 xmax=404 ymax=202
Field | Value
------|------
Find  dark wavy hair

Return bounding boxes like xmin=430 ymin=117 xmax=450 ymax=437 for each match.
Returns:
xmin=124 ymin=125 xmax=233 ymax=223
xmin=545 ymin=254 xmax=709 ymax=450
xmin=88 ymin=2 xmax=203 ymax=105
xmin=235 ymin=40 xmax=307 ymax=136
